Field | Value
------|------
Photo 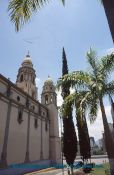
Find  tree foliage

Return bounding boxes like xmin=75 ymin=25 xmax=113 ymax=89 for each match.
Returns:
xmin=58 ymin=48 xmax=114 ymax=162
xmin=8 ymin=0 xmax=64 ymax=31
xmin=61 ymin=47 xmax=77 ymax=167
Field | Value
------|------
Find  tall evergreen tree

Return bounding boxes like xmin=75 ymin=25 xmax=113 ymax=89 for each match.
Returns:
xmin=76 ymin=102 xmax=91 ymax=163
xmin=58 ymin=49 xmax=114 ymax=174
xmin=61 ymin=48 xmax=77 ymax=174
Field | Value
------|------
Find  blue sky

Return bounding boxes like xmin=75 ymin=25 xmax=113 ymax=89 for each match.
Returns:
xmin=0 ymin=0 xmax=114 ymax=140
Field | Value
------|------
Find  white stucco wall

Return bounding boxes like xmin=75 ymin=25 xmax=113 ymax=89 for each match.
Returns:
xmin=29 ymin=115 xmax=41 ymax=161
xmin=42 ymin=120 xmax=49 ymax=160
xmin=0 ymin=76 xmax=50 ymax=166
xmin=0 ymin=98 xmax=8 ymax=157
xmin=0 ymin=81 xmax=7 ymax=95
xmin=7 ymin=106 xmax=28 ymax=165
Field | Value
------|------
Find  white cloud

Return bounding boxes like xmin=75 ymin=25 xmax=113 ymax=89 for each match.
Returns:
xmin=57 ymin=88 xmax=75 ymax=107
xmin=57 ymin=90 xmax=63 ymax=107
xmin=105 ymin=47 xmax=114 ymax=55
xmin=101 ymin=47 xmax=114 ymax=56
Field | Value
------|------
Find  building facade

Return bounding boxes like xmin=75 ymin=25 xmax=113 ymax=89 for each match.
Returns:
xmin=0 ymin=54 xmax=61 ymax=168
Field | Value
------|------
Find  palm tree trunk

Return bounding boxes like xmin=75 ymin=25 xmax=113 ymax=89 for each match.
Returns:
xmin=102 ymin=0 xmax=114 ymax=43
xmin=100 ymin=98 xmax=114 ymax=175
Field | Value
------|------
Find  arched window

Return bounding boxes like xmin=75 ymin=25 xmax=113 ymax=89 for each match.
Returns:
xmin=50 ymin=96 xmax=53 ymax=102
xmin=45 ymin=95 xmax=48 ymax=104
xmin=20 ymin=74 xmax=23 ymax=82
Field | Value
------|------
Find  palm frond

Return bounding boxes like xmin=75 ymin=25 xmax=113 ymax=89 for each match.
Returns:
xmin=8 ymin=0 xmax=47 ymax=32
xmin=87 ymin=95 xmax=99 ymax=123
xmin=8 ymin=0 xmax=65 ymax=31
xmin=105 ymin=81 xmax=114 ymax=95
xmin=57 ymin=71 xmax=90 ymax=91
xmin=100 ymin=53 xmax=114 ymax=79
xmin=60 ymin=92 xmax=78 ymax=116
xmin=86 ymin=48 xmax=99 ymax=77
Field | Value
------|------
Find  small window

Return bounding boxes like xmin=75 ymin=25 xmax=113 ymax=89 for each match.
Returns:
xmin=34 ymin=118 xmax=38 ymax=129
xmin=33 ymin=106 xmax=35 ymax=111
xmin=50 ymin=97 xmax=53 ymax=102
xmin=45 ymin=121 xmax=48 ymax=131
xmin=17 ymin=96 xmax=20 ymax=102
xmin=26 ymin=98 xmax=29 ymax=108
xmin=17 ymin=108 xmax=23 ymax=124
xmin=45 ymin=95 xmax=48 ymax=104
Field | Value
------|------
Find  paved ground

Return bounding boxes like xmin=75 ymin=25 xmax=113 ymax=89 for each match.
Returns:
xmin=0 ymin=155 xmax=109 ymax=175
xmin=25 ymin=168 xmax=65 ymax=175
xmin=24 ymin=156 xmax=109 ymax=175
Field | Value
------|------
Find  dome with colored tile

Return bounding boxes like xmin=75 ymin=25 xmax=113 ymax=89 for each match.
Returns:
xmin=44 ymin=76 xmax=53 ymax=85
xmin=22 ymin=53 xmax=33 ymax=67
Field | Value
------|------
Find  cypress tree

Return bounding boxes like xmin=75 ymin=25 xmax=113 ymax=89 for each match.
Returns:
xmin=61 ymin=48 xmax=77 ymax=173
xmin=76 ymin=102 xmax=91 ymax=163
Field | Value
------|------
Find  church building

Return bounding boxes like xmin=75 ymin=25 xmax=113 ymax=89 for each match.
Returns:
xmin=0 ymin=54 xmax=61 ymax=168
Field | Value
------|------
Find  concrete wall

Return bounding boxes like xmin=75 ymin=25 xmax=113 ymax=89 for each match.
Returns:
xmin=7 ymin=106 xmax=28 ymax=164
xmin=42 ymin=120 xmax=49 ymax=160
xmin=29 ymin=115 xmax=41 ymax=161
xmin=0 ymin=75 xmax=50 ymax=166
xmin=0 ymin=98 xmax=8 ymax=158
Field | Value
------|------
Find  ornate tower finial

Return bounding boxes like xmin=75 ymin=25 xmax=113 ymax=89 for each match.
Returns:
xmin=26 ymin=50 xmax=30 ymax=57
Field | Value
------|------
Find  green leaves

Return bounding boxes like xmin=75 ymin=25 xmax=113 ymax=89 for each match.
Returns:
xmin=8 ymin=0 xmax=42 ymax=31
xmin=8 ymin=0 xmax=65 ymax=31
xmin=57 ymin=48 xmax=114 ymax=124
xmin=100 ymin=53 xmax=114 ymax=79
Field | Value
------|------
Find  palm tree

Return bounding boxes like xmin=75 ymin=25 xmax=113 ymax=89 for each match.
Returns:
xmin=57 ymin=48 xmax=114 ymax=175
xmin=8 ymin=0 xmax=64 ymax=32
xmin=8 ymin=0 xmax=114 ymax=43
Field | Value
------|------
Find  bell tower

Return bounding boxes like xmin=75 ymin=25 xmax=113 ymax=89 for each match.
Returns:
xmin=16 ymin=53 xmax=38 ymax=100
xmin=41 ymin=77 xmax=61 ymax=164
xmin=41 ymin=76 xmax=57 ymax=106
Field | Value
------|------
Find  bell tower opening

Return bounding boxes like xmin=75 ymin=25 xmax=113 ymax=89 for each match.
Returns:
xmin=45 ymin=95 xmax=48 ymax=104
xmin=20 ymin=74 xmax=23 ymax=82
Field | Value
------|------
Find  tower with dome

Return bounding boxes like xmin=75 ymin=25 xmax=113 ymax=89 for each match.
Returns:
xmin=0 ymin=53 xmax=61 ymax=170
